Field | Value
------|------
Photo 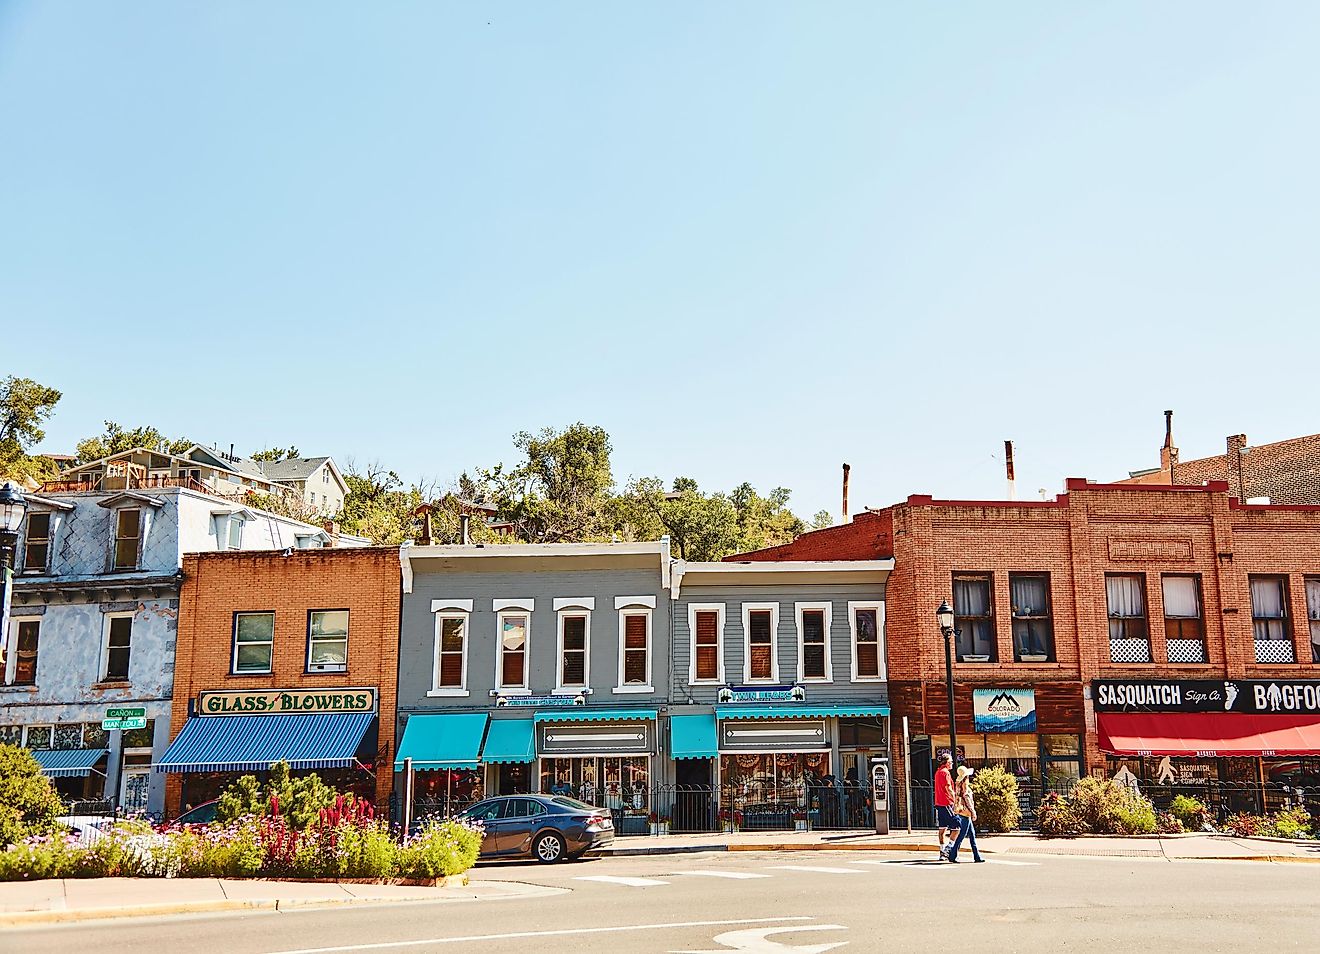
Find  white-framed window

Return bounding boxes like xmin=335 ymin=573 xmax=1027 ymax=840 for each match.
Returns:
xmin=22 ymin=512 xmax=52 ymax=573
xmin=742 ymin=602 xmax=780 ymax=683
xmin=322 ymin=469 xmax=330 ymax=484
xmin=494 ymin=599 xmax=534 ymax=693
xmin=113 ymin=508 xmax=142 ymax=569
xmin=795 ymin=602 xmax=833 ymax=682
xmin=554 ymin=599 xmax=593 ymax=692
xmin=429 ymin=599 xmax=473 ymax=696
xmin=101 ymin=612 xmax=135 ymax=682
xmin=307 ymin=609 xmax=349 ymax=672
xmin=4 ymin=616 xmax=41 ymax=686
xmin=848 ymin=601 xmax=885 ymax=681
xmin=227 ymin=515 xmax=244 ymax=550
xmin=688 ymin=603 xmax=725 ymax=684
xmin=232 ymin=612 xmax=275 ymax=674
xmin=615 ymin=596 xmax=655 ymax=693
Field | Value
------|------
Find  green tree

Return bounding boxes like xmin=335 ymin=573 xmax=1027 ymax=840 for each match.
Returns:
xmin=76 ymin=421 xmax=190 ymax=463
xmin=729 ymin=482 xmax=805 ymax=553
xmin=215 ymin=761 xmax=338 ymax=830
xmin=616 ymin=476 xmax=740 ymax=561
xmin=0 ymin=744 xmax=64 ymax=847
xmin=810 ymin=510 xmax=833 ymax=530
xmin=0 ymin=376 xmax=62 ymax=483
xmin=250 ymin=446 xmax=301 ymax=463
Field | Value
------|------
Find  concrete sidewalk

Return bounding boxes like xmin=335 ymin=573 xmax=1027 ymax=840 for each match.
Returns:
xmin=595 ymin=828 xmax=1320 ymax=862
xmin=0 ymin=875 xmax=558 ymax=927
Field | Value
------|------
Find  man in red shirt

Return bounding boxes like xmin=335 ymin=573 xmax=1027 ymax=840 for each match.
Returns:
xmin=934 ymin=751 xmax=956 ymax=856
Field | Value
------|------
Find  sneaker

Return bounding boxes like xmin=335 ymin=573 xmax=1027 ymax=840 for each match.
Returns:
xmin=973 ymin=857 xmax=986 ymax=863
xmin=938 ymin=845 xmax=949 ymax=860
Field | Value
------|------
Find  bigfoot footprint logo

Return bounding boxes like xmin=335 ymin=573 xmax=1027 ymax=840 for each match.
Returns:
xmin=1223 ymin=682 xmax=1239 ymax=711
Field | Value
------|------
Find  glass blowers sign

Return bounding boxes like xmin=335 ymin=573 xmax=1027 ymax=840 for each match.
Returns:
xmin=197 ymin=689 xmax=377 ymax=716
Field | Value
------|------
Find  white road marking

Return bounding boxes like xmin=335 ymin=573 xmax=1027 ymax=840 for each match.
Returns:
xmin=264 ymin=917 xmax=815 ymax=954
xmin=769 ymin=865 xmax=865 ymax=874
xmin=674 ymin=870 xmax=772 ymax=879
xmin=575 ymin=874 xmax=671 ymax=886
xmin=673 ymin=923 xmax=849 ymax=953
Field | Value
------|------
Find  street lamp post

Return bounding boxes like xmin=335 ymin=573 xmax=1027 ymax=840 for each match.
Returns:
xmin=936 ymin=600 xmax=958 ymax=767
xmin=0 ymin=482 xmax=29 ymax=677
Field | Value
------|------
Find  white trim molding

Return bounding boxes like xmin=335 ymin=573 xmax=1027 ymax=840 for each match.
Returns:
xmin=100 ymin=610 xmax=136 ymax=683
xmin=494 ymin=598 xmax=535 ymax=612
xmin=553 ymin=597 xmax=596 ymax=612
xmin=554 ymin=604 xmax=592 ymax=693
xmin=847 ymin=601 xmax=887 ymax=682
xmin=615 ymin=595 xmax=657 ymax=610
xmin=614 ymin=605 xmax=653 ymax=693
xmin=687 ymin=602 xmax=726 ymax=685
xmin=794 ymin=601 xmax=834 ymax=683
xmin=431 ymin=608 xmax=471 ymax=697
xmin=741 ymin=602 xmax=780 ymax=683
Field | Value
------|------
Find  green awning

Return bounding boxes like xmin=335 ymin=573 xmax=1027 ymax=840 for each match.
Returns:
xmin=670 ymin=713 xmax=718 ymax=759
xmin=716 ymin=705 xmax=889 ymax=720
xmin=32 ymin=748 xmax=107 ymax=778
xmin=481 ymin=718 xmax=535 ymax=764
xmin=533 ymin=709 xmax=658 ymax=724
xmin=394 ymin=713 xmax=487 ymax=770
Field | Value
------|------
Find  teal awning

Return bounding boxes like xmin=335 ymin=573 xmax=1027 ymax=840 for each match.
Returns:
xmin=716 ymin=705 xmax=889 ymax=720
xmin=534 ymin=709 xmax=657 ymax=724
xmin=32 ymin=748 xmax=107 ymax=778
xmin=394 ymin=713 xmax=488 ymax=770
xmin=481 ymin=719 xmax=536 ymax=764
xmin=670 ymin=713 xmax=718 ymax=759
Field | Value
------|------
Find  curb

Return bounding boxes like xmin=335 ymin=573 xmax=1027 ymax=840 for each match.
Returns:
xmin=0 ymin=876 xmax=476 ymax=928
xmin=597 ymin=841 xmax=941 ymax=857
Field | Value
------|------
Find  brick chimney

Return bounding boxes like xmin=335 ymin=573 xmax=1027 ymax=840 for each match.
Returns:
xmin=1226 ymin=434 xmax=1249 ymax=500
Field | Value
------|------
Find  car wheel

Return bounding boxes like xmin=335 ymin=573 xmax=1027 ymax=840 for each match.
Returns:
xmin=533 ymin=831 xmax=566 ymax=864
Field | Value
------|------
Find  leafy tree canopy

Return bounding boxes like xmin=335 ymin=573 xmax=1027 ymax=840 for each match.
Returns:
xmin=76 ymin=421 xmax=191 ymax=463
xmin=250 ymin=446 xmax=302 ymax=463
xmin=0 ymin=376 xmax=62 ymax=483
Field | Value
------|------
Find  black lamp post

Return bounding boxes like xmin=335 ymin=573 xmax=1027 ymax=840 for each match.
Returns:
xmin=936 ymin=600 xmax=958 ymax=767
xmin=0 ymin=482 xmax=28 ymax=662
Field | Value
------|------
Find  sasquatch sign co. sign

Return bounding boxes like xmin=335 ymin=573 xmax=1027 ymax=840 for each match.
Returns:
xmin=1092 ymin=679 xmax=1320 ymax=715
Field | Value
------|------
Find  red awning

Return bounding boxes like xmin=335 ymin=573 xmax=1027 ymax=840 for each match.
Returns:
xmin=1098 ymin=712 xmax=1320 ymax=757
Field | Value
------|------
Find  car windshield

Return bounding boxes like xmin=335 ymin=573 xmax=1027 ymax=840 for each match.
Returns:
xmin=550 ymin=796 xmax=598 ymax=813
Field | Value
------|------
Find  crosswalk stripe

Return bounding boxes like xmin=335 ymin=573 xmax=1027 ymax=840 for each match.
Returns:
xmin=574 ymin=875 xmax=670 ymax=887
xmin=674 ymin=871 xmax=771 ymax=880
xmin=769 ymin=865 xmax=866 ymax=874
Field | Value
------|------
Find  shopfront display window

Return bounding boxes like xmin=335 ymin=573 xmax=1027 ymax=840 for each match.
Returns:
xmin=415 ymin=768 xmax=484 ymax=817
xmin=719 ymin=752 xmax=829 ymax=830
xmin=540 ymin=756 xmax=651 ymax=833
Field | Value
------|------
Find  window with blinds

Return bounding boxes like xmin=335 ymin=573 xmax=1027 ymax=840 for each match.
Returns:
xmin=800 ymin=609 xmax=827 ymax=679
xmin=747 ymin=609 xmax=774 ymax=680
xmin=560 ymin=615 xmax=587 ymax=687
xmin=694 ymin=610 xmax=720 ymax=681
xmin=622 ymin=613 xmax=648 ymax=685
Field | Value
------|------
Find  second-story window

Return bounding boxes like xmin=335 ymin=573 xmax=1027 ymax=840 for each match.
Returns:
xmin=796 ymin=604 xmax=831 ymax=681
xmin=1162 ymin=575 xmax=1205 ymax=663
xmin=1010 ymin=574 xmax=1054 ymax=662
xmin=23 ymin=513 xmax=51 ymax=572
xmin=233 ymin=612 xmax=275 ymax=674
xmin=620 ymin=611 xmax=650 ymax=687
xmin=498 ymin=612 xmax=530 ymax=690
xmin=307 ymin=610 xmax=349 ymax=673
xmin=6 ymin=619 xmax=40 ymax=686
xmin=691 ymin=607 xmax=722 ymax=683
xmin=953 ymin=574 xmax=995 ymax=662
xmin=1106 ymin=574 xmax=1150 ymax=662
xmin=1250 ymin=575 xmax=1294 ymax=664
xmin=114 ymin=509 xmax=141 ymax=570
xmin=744 ymin=605 xmax=778 ymax=682
xmin=1306 ymin=578 xmax=1320 ymax=664
xmin=102 ymin=614 xmax=133 ymax=682
xmin=850 ymin=604 xmax=881 ymax=680
xmin=559 ymin=614 xmax=588 ymax=689
xmin=227 ymin=516 xmax=244 ymax=550
xmin=435 ymin=614 xmax=468 ymax=690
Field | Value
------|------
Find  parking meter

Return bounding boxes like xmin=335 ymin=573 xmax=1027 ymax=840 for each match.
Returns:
xmin=870 ymin=757 xmax=890 ymax=835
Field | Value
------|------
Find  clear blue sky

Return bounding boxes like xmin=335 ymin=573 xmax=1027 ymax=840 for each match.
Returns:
xmin=4 ymin=3 xmax=1318 ymax=518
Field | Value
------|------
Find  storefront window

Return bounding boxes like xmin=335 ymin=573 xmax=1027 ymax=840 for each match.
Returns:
xmin=720 ymin=753 xmax=829 ymax=830
xmin=53 ymin=724 xmax=82 ymax=750
xmin=81 ymin=723 xmax=108 ymax=749
xmin=539 ymin=756 xmax=650 ymax=814
xmin=123 ymin=720 xmax=154 ymax=749
xmin=24 ymin=725 xmax=52 ymax=749
xmin=415 ymin=768 xmax=483 ymax=817
xmin=1040 ymin=734 xmax=1080 ymax=756
xmin=838 ymin=718 xmax=886 ymax=748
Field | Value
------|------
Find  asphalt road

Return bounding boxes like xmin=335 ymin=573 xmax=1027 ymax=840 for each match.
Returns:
xmin=7 ymin=850 xmax=1318 ymax=953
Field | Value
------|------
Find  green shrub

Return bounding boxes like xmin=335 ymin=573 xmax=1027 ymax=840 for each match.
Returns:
xmin=970 ymin=766 xmax=1022 ymax=832
xmin=0 ymin=745 xmax=64 ymax=848
xmin=1222 ymin=812 xmax=1269 ymax=837
xmin=1270 ymin=807 xmax=1313 ymax=840
xmin=216 ymin=761 xmax=338 ymax=830
xmin=1035 ymin=792 xmax=1082 ymax=838
xmin=397 ymin=819 xmax=482 ymax=880
xmin=1168 ymin=795 xmax=1210 ymax=832
xmin=1066 ymin=777 xmax=1157 ymax=835
xmin=1155 ymin=811 xmax=1184 ymax=834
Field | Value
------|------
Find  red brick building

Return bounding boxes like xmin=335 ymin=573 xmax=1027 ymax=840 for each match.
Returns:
xmin=735 ymin=480 xmax=1320 ymax=822
xmin=161 ymin=548 xmax=401 ymax=817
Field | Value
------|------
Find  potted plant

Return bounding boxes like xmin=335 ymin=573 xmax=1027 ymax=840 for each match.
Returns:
xmin=648 ymin=811 xmax=661 ymax=836
xmin=793 ymin=808 xmax=808 ymax=832
xmin=659 ymin=814 xmax=672 ymax=835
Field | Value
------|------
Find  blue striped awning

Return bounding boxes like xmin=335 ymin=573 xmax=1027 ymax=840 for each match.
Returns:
xmin=533 ymin=708 xmax=657 ymax=724
xmin=716 ymin=705 xmax=889 ymax=720
xmin=154 ymin=713 xmax=376 ymax=774
xmin=32 ymin=748 xmax=107 ymax=778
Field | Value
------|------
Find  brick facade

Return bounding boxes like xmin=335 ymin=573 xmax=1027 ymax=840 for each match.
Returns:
xmin=737 ymin=480 xmax=1320 ymax=815
xmin=1121 ymin=431 xmax=1320 ymax=505
xmin=166 ymin=547 xmax=401 ymax=816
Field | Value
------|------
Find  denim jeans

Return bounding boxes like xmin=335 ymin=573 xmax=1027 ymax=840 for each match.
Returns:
xmin=947 ymin=814 xmax=982 ymax=862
